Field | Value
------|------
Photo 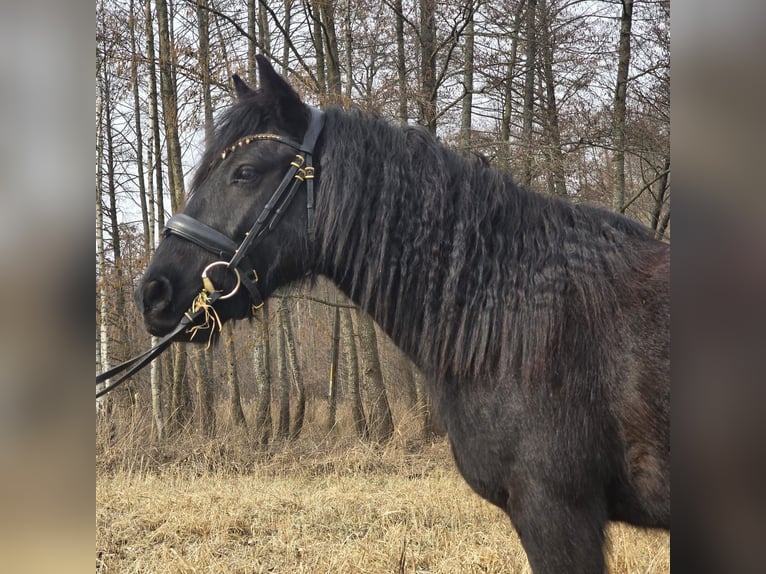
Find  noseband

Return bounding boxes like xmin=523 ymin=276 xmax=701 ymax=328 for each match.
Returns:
xmin=96 ymin=107 xmax=324 ymax=399
xmin=162 ymin=106 xmax=325 ymax=310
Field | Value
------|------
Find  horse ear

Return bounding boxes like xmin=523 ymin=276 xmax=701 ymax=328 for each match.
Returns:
xmin=255 ymin=54 xmax=304 ymax=112
xmin=232 ymin=74 xmax=255 ymax=100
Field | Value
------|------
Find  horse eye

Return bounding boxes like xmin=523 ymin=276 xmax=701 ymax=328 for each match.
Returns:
xmin=232 ymin=165 xmax=259 ymax=183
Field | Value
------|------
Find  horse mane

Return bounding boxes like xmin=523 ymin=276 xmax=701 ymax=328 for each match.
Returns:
xmin=314 ymin=107 xmax=660 ymax=384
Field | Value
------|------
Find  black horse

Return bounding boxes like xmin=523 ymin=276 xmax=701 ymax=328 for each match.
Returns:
xmin=137 ymin=56 xmax=669 ymax=573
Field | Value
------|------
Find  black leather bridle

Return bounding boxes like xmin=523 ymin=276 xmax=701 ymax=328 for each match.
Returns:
xmin=96 ymin=107 xmax=325 ymax=398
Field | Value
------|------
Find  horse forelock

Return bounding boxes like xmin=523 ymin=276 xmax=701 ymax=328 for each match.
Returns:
xmin=314 ymin=107 xmax=662 ymax=385
xmin=189 ymin=91 xmax=311 ymax=197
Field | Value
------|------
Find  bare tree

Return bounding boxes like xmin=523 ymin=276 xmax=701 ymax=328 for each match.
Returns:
xmin=357 ymin=311 xmax=393 ymax=442
xmin=169 ymin=343 xmax=191 ymax=433
xmin=310 ymin=0 xmax=327 ymax=96
xmin=253 ymin=303 xmax=273 ymax=444
xmin=418 ymin=0 xmax=437 ymax=134
xmin=280 ymin=297 xmax=306 ymax=440
xmin=129 ymin=0 xmax=150 ymax=249
xmin=520 ymin=0 xmax=538 ymax=188
xmin=318 ymin=0 xmax=342 ymax=103
xmin=192 ymin=347 xmax=216 ymax=436
xmin=341 ymin=307 xmax=367 ymax=439
xmin=538 ymin=0 xmax=565 ymax=196
xmin=197 ymin=0 xmax=214 ymax=144
xmin=612 ymin=0 xmax=633 ymax=212
xmin=275 ymin=299 xmax=291 ymax=440
xmin=157 ymin=0 xmax=193 ymax=431
xmin=393 ymin=0 xmax=408 ymax=123
xmin=145 ymin=0 xmax=165 ymax=439
xmin=327 ymin=306 xmax=341 ymax=430
xmin=192 ymin=0 xmax=217 ymax=437
xmin=96 ymin=51 xmax=110 ymax=407
xmin=500 ymin=1 xmax=526 ymax=146
xmin=224 ymin=324 xmax=247 ymax=428
xmin=155 ymin=0 xmax=185 ymax=211
xmin=459 ymin=0 xmax=475 ymax=150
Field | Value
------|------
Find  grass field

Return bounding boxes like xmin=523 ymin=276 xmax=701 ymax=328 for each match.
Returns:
xmin=96 ymin=432 xmax=669 ymax=573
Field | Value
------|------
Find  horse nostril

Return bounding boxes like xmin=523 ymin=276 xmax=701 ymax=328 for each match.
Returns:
xmin=141 ymin=277 xmax=173 ymax=314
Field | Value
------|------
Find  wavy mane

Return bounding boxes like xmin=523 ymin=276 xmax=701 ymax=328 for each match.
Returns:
xmin=314 ymin=107 xmax=659 ymax=383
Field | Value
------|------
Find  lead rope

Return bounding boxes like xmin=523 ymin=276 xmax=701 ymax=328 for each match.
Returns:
xmin=96 ymin=289 xmax=223 ymax=399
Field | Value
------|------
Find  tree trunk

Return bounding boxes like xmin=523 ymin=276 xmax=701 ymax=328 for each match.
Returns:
xmin=96 ymin=71 xmax=110 ymax=407
xmin=224 ymin=323 xmax=247 ymax=428
xmin=341 ymin=308 xmax=367 ymax=439
xmin=343 ymin=0 xmax=353 ymax=101
xmin=156 ymin=0 xmax=185 ymax=211
xmin=357 ymin=311 xmax=393 ymax=442
xmin=169 ymin=344 xmax=191 ymax=433
xmin=275 ymin=300 xmax=291 ymax=440
xmin=500 ymin=0 xmax=525 ymax=147
xmin=400 ymin=358 xmax=418 ymax=410
xmin=413 ymin=367 xmax=444 ymax=438
xmin=247 ymin=0 xmax=257 ymax=83
xmin=327 ymin=306 xmax=341 ymax=430
xmin=311 ymin=0 xmax=327 ymax=98
xmin=656 ymin=208 xmax=670 ymax=240
xmin=252 ymin=302 xmax=273 ymax=445
xmin=192 ymin=346 xmax=216 ymax=437
xmin=196 ymin=0 xmax=214 ymax=146
xmin=459 ymin=2 xmax=475 ymax=151
xmin=651 ymin=153 xmax=670 ymax=236
xmin=281 ymin=301 xmax=305 ymax=440
xmin=150 ymin=341 xmax=164 ymax=440
xmin=539 ymin=0 xmax=566 ymax=197
xmin=129 ymin=0 xmax=150 ymax=251
xmin=258 ymin=0 xmax=270 ymax=57
xmin=157 ymin=0 xmax=189 ymax=425
xmin=145 ymin=0 xmax=164 ymax=230
xmin=394 ymin=0 xmax=407 ymax=123
xmin=146 ymin=0 xmax=165 ymax=439
xmin=520 ymin=0 xmax=538 ymax=189
xmin=192 ymin=0 xmax=216 ymax=438
xmin=283 ymin=0 xmax=293 ymax=74
xmin=418 ymin=0 xmax=437 ymax=134
xmin=612 ymin=0 xmax=633 ymax=212
xmin=319 ymin=0 xmax=341 ymax=104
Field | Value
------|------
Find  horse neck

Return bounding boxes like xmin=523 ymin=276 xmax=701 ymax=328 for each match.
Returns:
xmin=314 ymin=109 xmax=518 ymax=372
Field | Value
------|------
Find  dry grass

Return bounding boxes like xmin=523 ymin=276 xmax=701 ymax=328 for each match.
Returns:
xmin=97 ymin=433 xmax=669 ymax=573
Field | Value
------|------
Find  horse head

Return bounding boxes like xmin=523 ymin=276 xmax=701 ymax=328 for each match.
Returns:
xmin=136 ymin=56 xmax=321 ymax=339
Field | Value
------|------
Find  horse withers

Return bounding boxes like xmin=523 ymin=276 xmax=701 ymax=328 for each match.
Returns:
xmin=137 ymin=56 xmax=670 ymax=574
